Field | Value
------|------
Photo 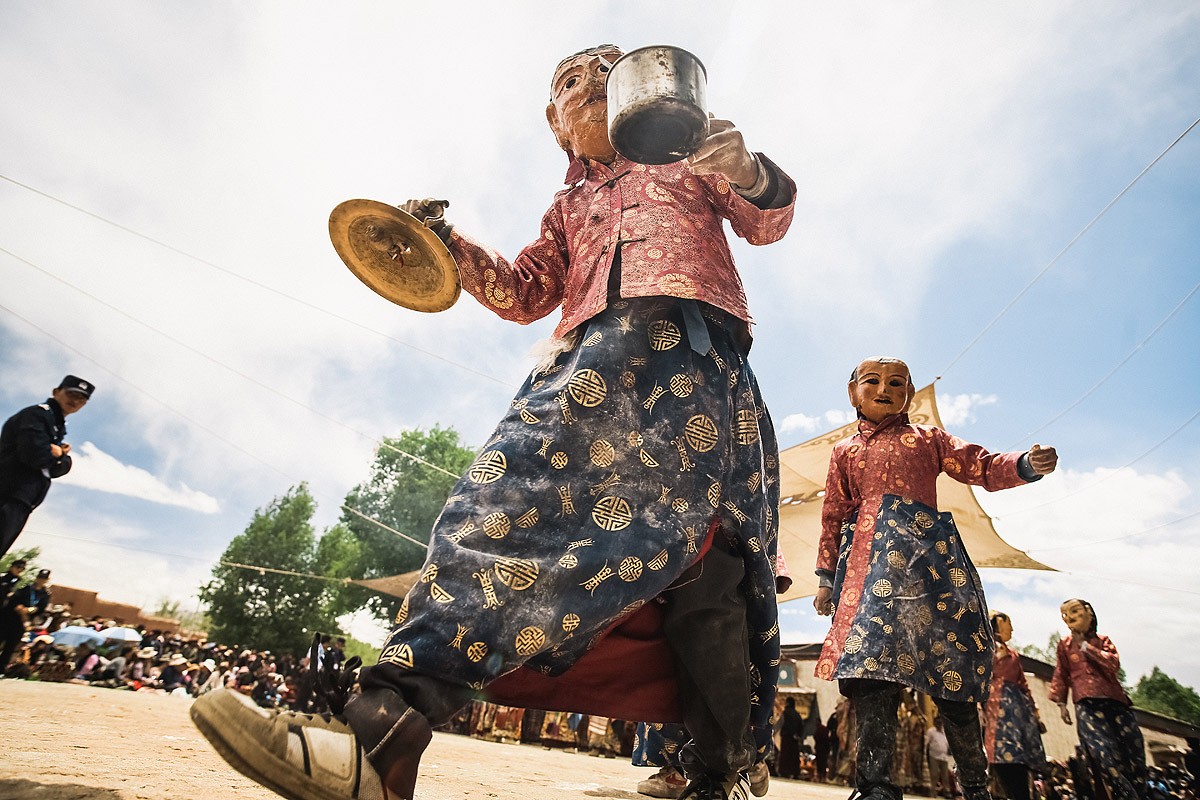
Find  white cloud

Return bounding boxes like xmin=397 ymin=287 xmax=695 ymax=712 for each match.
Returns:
xmin=937 ymin=393 xmax=998 ymax=427
xmin=780 ymin=408 xmax=856 ymax=435
xmin=57 ymin=441 xmax=220 ymax=514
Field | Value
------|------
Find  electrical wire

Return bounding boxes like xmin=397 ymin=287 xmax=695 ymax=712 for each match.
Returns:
xmin=997 ymin=407 xmax=1200 ymax=518
xmin=0 ymin=172 xmax=509 ymax=387
xmin=1026 ymin=508 xmax=1200 ymax=554
xmin=0 ymin=245 xmax=462 ymax=482
xmin=0 ymin=301 xmax=435 ymax=554
xmin=1008 ymin=281 xmax=1200 ymax=448
xmin=936 ymin=114 xmax=1200 ymax=381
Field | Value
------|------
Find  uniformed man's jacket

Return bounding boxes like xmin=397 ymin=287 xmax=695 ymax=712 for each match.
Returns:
xmin=0 ymin=399 xmax=72 ymax=508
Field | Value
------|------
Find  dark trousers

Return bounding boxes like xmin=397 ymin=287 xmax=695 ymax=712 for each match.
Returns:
xmin=1076 ymin=698 xmax=1147 ymax=800
xmin=0 ymin=499 xmax=33 ymax=559
xmin=661 ymin=535 xmax=755 ymax=778
xmin=994 ymin=763 xmax=1031 ymax=800
xmin=847 ymin=679 xmax=990 ymax=800
xmin=0 ymin=608 xmax=25 ymax=671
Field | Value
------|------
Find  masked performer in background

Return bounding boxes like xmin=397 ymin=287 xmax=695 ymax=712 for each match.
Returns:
xmin=983 ymin=611 xmax=1047 ymax=800
xmin=813 ymin=357 xmax=1058 ymax=800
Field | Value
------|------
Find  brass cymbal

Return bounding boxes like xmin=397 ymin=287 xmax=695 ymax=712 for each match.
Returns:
xmin=328 ymin=199 xmax=460 ymax=313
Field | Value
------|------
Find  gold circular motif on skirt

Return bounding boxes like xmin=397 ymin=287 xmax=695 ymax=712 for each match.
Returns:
xmin=568 ymin=369 xmax=607 ymax=407
xmin=482 ymin=512 xmax=511 ymax=539
xmin=550 ymin=451 xmax=569 ymax=469
xmin=864 ymin=657 xmax=880 ymax=672
xmin=887 ymin=551 xmax=906 ymax=569
xmin=628 ymin=432 xmax=644 ymax=448
xmin=515 ymin=626 xmax=547 ymax=656
xmin=684 ymin=414 xmax=719 ymax=452
xmin=949 ymin=567 xmax=968 ymax=588
xmin=897 ymin=653 xmax=916 ymax=675
xmin=747 ymin=537 xmax=762 ymax=553
xmin=494 ymin=557 xmax=539 ymax=590
xmin=942 ymin=670 xmax=963 ymax=692
xmin=931 ymin=641 xmax=946 ymax=656
xmin=558 ymin=553 xmax=579 ymax=569
xmin=468 ymin=450 xmax=507 ymax=484
xmin=935 ymin=540 xmax=949 ymax=555
xmin=590 ymin=440 xmax=616 ymax=468
xmin=913 ymin=511 xmax=935 ymax=530
xmin=563 ymin=613 xmax=581 ymax=633
xmin=420 ymin=564 xmax=438 ymax=583
xmin=843 ymin=633 xmax=864 ymax=654
xmin=619 ymin=557 xmax=644 ymax=582
xmin=871 ymin=579 xmax=893 ymax=598
xmin=936 ymin=601 xmax=948 ymax=612
xmin=708 ymin=482 xmax=721 ymax=508
xmin=669 ymin=373 xmax=694 ymax=397
xmin=671 ymin=497 xmax=689 ymax=513
xmin=734 ymin=410 xmax=760 ymax=445
xmin=648 ymin=320 xmax=682 ymax=351
xmin=592 ymin=496 xmax=633 ymax=531
xmin=466 ymin=642 xmax=488 ymax=662
xmin=620 ymin=370 xmax=637 ymax=389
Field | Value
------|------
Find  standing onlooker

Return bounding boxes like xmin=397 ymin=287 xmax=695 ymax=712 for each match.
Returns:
xmin=777 ymin=697 xmax=803 ymax=779
xmin=0 ymin=559 xmax=26 ymax=605
xmin=925 ymin=717 xmax=952 ymax=798
xmin=1050 ymin=598 xmax=1147 ymax=800
xmin=0 ymin=568 xmax=52 ymax=671
xmin=0 ymin=375 xmax=94 ymax=558
xmin=814 ymin=719 xmax=831 ymax=783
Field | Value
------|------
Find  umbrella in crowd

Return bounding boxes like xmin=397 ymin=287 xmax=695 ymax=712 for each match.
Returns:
xmin=51 ymin=626 xmax=106 ymax=648
xmin=99 ymin=627 xmax=142 ymax=643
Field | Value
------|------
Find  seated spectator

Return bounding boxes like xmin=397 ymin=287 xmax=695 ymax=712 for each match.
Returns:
xmin=73 ymin=642 xmax=101 ymax=680
xmin=157 ymin=653 xmax=188 ymax=693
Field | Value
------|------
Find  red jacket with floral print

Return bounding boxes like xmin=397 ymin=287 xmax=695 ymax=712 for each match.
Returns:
xmin=817 ymin=415 xmax=1030 ymax=575
xmin=447 ymin=154 xmax=795 ymax=339
xmin=1048 ymin=633 xmax=1131 ymax=706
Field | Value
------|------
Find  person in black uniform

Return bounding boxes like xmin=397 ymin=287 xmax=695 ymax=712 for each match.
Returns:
xmin=0 ymin=558 xmax=26 ymax=605
xmin=0 ymin=567 xmax=52 ymax=672
xmin=0 ymin=375 xmax=94 ymax=558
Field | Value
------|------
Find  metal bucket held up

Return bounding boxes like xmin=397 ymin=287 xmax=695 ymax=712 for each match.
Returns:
xmin=607 ymin=46 xmax=708 ymax=165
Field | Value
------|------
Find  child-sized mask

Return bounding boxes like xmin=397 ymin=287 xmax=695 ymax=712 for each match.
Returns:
xmin=1060 ymin=599 xmax=1093 ymax=636
xmin=848 ymin=357 xmax=915 ymax=424
xmin=546 ymin=45 xmax=623 ymax=164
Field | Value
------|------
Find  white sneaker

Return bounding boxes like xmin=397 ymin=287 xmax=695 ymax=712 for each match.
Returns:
xmin=190 ymin=689 xmax=385 ymax=800
xmin=638 ymin=765 xmax=688 ymax=798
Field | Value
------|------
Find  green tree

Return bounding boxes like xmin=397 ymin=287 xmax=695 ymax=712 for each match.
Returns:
xmin=1 ymin=546 xmax=42 ymax=575
xmin=1131 ymin=666 xmax=1200 ymax=726
xmin=199 ymin=484 xmax=335 ymax=654
xmin=1018 ymin=631 xmax=1061 ymax=664
xmin=150 ymin=598 xmax=209 ymax=633
xmin=337 ymin=426 xmax=475 ymax=622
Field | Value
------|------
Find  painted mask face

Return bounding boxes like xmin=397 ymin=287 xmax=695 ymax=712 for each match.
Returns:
xmin=993 ymin=615 xmax=1013 ymax=644
xmin=546 ymin=47 xmax=622 ymax=163
xmin=849 ymin=359 xmax=914 ymax=424
xmin=1060 ymin=600 xmax=1092 ymax=636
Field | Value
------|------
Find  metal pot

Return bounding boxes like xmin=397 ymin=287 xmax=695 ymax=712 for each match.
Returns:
xmin=607 ymin=46 xmax=708 ymax=165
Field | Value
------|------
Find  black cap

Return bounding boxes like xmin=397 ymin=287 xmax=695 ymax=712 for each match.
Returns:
xmin=57 ymin=375 xmax=95 ymax=398
xmin=36 ymin=568 xmax=51 ymax=579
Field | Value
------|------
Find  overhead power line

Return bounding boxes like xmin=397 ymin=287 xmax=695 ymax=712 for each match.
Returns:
xmin=937 ymin=114 xmax=1200 ymax=381
xmin=0 ymin=245 xmax=461 ymax=482
xmin=0 ymin=300 xmax=436 ymax=555
xmin=0 ymin=172 xmax=509 ymax=387
xmin=1027 ymin=508 xmax=1200 ymax=554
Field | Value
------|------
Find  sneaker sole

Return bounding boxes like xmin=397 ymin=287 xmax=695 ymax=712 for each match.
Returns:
xmin=190 ymin=695 xmax=361 ymax=800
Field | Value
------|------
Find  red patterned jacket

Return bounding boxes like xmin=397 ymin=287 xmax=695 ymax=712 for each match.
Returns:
xmin=447 ymin=154 xmax=795 ymax=339
xmin=1048 ymin=633 xmax=1131 ymax=705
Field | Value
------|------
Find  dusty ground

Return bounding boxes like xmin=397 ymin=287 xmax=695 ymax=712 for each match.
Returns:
xmin=0 ymin=680 xmax=850 ymax=800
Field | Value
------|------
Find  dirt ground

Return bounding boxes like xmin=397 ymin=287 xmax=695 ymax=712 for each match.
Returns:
xmin=0 ymin=680 xmax=849 ymax=800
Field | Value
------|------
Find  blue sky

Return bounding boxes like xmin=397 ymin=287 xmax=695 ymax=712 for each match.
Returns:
xmin=2 ymin=3 xmax=1198 ymax=688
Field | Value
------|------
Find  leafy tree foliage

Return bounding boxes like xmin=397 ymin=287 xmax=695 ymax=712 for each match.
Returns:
xmin=1132 ymin=666 xmax=1200 ymax=726
xmin=1018 ymin=631 xmax=1061 ymax=664
xmin=335 ymin=426 xmax=475 ymax=623
xmin=0 ymin=546 xmax=42 ymax=575
xmin=200 ymin=484 xmax=336 ymax=654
